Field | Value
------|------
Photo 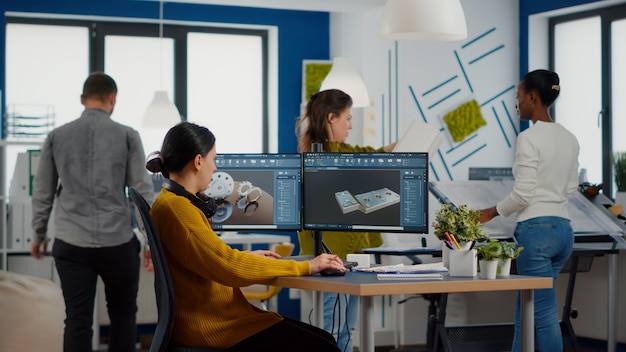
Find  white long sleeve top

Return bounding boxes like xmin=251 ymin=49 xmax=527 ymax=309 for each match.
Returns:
xmin=496 ymin=121 xmax=580 ymax=223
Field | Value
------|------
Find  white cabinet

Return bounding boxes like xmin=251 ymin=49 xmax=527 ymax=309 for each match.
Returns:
xmin=0 ymin=140 xmax=47 ymax=275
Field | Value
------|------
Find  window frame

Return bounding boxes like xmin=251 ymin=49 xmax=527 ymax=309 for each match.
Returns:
xmin=5 ymin=16 xmax=270 ymax=152
xmin=549 ymin=3 xmax=626 ymax=198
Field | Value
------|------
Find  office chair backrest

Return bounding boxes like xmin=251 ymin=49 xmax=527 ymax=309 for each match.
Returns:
xmin=129 ymin=188 xmax=232 ymax=352
xmin=129 ymin=187 xmax=175 ymax=352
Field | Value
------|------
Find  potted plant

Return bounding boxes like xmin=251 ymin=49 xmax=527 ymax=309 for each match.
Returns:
xmin=613 ymin=151 xmax=626 ymax=208
xmin=432 ymin=204 xmax=488 ymax=246
xmin=498 ymin=241 xmax=524 ymax=276
xmin=474 ymin=238 xmax=502 ymax=279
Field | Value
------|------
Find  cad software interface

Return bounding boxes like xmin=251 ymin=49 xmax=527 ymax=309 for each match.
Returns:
xmin=302 ymin=152 xmax=429 ymax=233
xmin=206 ymin=153 xmax=302 ymax=231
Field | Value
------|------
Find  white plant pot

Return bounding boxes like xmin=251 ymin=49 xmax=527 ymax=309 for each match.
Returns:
xmin=498 ymin=258 xmax=512 ymax=276
xmin=442 ymin=244 xmax=450 ymax=268
xmin=479 ymin=259 xmax=498 ymax=279
xmin=449 ymin=249 xmax=477 ymax=277
xmin=442 ymin=240 xmax=473 ymax=269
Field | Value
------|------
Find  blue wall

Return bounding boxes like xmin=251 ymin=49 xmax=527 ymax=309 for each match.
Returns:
xmin=0 ymin=0 xmax=330 ymax=152
xmin=0 ymin=0 xmax=329 ymax=321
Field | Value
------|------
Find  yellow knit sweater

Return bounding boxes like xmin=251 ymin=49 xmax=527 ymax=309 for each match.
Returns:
xmin=150 ymin=188 xmax=311 ymax=349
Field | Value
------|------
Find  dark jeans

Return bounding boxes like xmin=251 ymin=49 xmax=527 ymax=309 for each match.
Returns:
xmin=53 ymin=237 xmax=141 ymax=352
xmin=229 ymin=316 xmax=340 ymax=352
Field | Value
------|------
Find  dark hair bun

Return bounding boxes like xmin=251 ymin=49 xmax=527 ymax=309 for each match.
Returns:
xmin=145 ymin=151 xmax=168 ymax=177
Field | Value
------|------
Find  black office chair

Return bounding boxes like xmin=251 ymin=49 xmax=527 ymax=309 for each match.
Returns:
xmin=128 ymin=187 xmax=231 ymax=352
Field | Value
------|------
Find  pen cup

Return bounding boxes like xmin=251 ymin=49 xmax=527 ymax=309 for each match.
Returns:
xmin=449 ymin=249 xmax=477 ymax=277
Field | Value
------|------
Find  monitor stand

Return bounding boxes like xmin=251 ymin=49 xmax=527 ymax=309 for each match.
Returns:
xmin=313 ymin=230 xmax=324 ymax=256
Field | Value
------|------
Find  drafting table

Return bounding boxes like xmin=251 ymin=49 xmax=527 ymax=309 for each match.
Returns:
xmin=429 ymin=180 xmax=626 ymax=352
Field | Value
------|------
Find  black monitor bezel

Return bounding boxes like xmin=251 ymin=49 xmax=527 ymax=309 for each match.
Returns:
xmin=209 ymin=152 xmax=302 ymax=232
xmin=301 ymin=152 xmax=429 ymax=234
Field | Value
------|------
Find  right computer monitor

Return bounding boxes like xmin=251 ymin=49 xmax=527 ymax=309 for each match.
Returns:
xmin=302 ymin=152 xmax=429 ymax=233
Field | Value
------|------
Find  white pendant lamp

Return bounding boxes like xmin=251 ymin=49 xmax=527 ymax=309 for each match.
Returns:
xmin=380 ymin=0 xmax=468 ymax=42
xmin=142 ymin=90 xmax=181 ymax=126
xmin=320 ymin=57 xmax=371 ymax=108
xmin=142 ymin=0 xmax=181 ymax=127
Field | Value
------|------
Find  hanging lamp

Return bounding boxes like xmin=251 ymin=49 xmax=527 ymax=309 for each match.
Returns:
xmin=142 ymin=0 xmax=181 ymax=127
xmin=320 ymin=3 xmax=370 ymax=108
xmin=380 ymin=0 xmax=468 ymax=42
xmin=320 ymin=57 xmax=370 ymax=108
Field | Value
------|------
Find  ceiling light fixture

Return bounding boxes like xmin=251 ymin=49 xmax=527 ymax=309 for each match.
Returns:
xmin=142 ymin=0 xmax=181 ymax=127
xmin=320 ymin=2 xmax=370 ymax=108
xmin=380 ymin=0 xmax=468 ymax=42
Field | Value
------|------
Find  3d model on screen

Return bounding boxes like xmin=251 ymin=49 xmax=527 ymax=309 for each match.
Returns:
xmin=335 ymin=188 xmax=400 ymax=214
xmin=205 ymin=172 xmax=264 ymax=223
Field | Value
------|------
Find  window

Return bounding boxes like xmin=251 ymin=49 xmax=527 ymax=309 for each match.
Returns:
xmin=4 ymin=16 xmax=270 ymax=192
xmin=550 ymin=4 xmax=626 ymax=198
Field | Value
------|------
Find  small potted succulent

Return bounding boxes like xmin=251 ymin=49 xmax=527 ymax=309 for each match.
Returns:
xmin=498 ymin=241 xmax=524 ymax=276
xmin=474 ymin=238 xmax=502 ymax=279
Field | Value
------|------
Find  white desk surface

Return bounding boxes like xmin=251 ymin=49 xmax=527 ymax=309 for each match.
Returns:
xmin=273 ymin=272 xmax=551 ymax=352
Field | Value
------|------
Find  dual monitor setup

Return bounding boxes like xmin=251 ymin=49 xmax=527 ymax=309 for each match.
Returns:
xmin=203 ymin=152 xmax=430 ymax=236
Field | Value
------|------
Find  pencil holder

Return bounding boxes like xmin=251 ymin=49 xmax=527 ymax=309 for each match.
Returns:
xmin=449 ymin=249 xmax=477 ymax=277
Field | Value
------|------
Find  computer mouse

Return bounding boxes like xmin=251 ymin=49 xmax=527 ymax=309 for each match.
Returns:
xmin=320 ymin=268 xmax=346 ymax=276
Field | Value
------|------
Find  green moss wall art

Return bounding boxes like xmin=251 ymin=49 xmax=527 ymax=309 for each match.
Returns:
xmin=442 ymin=99 xmax=487 ymax=143
xmin=302 ymin=60 xmax=332 ymax=103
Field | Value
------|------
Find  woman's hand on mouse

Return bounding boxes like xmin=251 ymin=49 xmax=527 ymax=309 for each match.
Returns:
xmin=309 ymin=253 xmax=345 ymax=274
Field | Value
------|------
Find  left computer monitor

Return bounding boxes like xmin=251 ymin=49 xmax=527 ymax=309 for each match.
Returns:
xmin=206 ymin=153 xmax=302 ymax=231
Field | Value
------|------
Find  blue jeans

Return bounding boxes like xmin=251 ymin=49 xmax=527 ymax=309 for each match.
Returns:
xmin=512 ymin=217 xmax=573 ymax=352
xmin=324 ymin=293 xmax=359 ymax=352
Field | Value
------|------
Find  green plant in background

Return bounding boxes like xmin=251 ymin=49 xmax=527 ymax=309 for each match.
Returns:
xmin=304 ymin=62 xmax=332 ymax=102
xmin=500 ymin=241 xmax=524 ymax=260
xmin=443 ymin=99 xmax=486 ymax=143
xmin=475 ymin=238 xmax=503 ymax=261
xmin=432 ymin=203 xmax=488 ymax=242
xmin=613 ymin=151 xmax=626 ymax=192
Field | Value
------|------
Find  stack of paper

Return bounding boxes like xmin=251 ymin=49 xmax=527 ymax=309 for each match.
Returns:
xmin=393 ymin=119 xmax=444 ymax=161
xmin=356 ymin=262 xmax=448 ymax=273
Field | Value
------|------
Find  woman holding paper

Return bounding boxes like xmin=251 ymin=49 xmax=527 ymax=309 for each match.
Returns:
xmin=479 ymin=69 xmax=580 ymax=352
xmin=295 ymin=89 xmax=395 ymax=352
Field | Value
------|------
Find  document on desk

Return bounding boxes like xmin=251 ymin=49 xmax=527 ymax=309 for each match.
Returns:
xmin=376 ymin=273 xmax=443 ymax=280
xmin=356 ymin=262 xmax=448 ymax=273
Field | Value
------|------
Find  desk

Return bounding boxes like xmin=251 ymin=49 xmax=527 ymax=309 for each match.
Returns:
xmin=219 ymin=233 xmax=291 ymax=251
xmin=272 ymin=272 xmax=551 ymax=352
xmin=364 ymin=234 xmax=625 ymax=352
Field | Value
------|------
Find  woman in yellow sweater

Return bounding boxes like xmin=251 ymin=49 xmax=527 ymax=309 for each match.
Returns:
xmin=146 ymin=121 xmax=344 ymax=351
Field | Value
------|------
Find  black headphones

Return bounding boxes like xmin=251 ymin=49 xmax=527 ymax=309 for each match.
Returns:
xmin=162 ymin=179 xmax=218 ymax=219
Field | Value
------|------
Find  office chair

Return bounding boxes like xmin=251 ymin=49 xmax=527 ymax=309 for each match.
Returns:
xmin=241 ymin=242 xmax=295 ymax=310
xmin=128 ymin=187 xmax=229 ymax=352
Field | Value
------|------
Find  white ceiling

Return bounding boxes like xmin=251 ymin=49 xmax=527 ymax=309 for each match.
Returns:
xmin=147 ymin=0 xmax=386 ymax=13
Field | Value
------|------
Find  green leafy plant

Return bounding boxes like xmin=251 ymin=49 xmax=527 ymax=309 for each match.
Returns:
xmin=500 ymin=241 xmax=524 ymax=260
xmin=613 ymin=151 xmax=626 ymax=192
xmin=475 ymin=238 xmax=503 ymax=261
xmin=432 ymin=203 xmax=488 ymax=242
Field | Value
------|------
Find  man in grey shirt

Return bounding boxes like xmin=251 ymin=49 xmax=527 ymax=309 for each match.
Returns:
xmin=31 ymin=72 xmax=155 ymax=352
